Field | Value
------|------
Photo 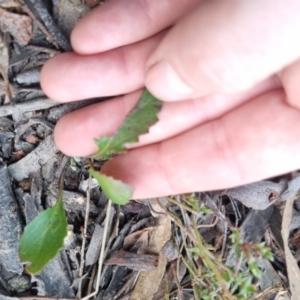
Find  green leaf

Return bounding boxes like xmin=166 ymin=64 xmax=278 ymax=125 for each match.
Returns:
xmin=19 ymin=190 xmax=67 ymax=274
xmin=89 ymin=168 xmax=133 ymax=205
xmin=93 ymin=89 xmax=162 ymax=160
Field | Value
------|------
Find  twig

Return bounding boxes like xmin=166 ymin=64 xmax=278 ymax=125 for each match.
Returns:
xmin=17 ymin=0 xmax=60 ymax=49
xmin=20 ymin=298 xmax=77 ymax=300
xmin=87 ymin=264 xmax=97 ymax=295
xmin=81 ymin=199 xmax=112 ymax=300
xmin=155 ymin=198 xmax=197 ymax=243
xmin=77 ymin=174 xmax=92 ymax=298
xmin=221 ymin=215 xmax=228 ymax=259
xmin=165 ymin=196 xmax=204 ymax=216
xmin=197 ymin=215 xmax=219 ymax=229
xmin=0 ymin=98 xmax=59 ymax=117
xmin=113 ymin=271 xmax=139 ymax=299
xmin=0 ymin=32 xmax=12 ymax=103
xmin=21 ymin=0 xmax=71 ymax=51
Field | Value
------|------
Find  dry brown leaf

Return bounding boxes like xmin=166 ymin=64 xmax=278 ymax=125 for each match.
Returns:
xmin=282 ymin=196 xmax=300 ymax=300
xmin=55 ymin=0 xmax=90 ymax=37
xmin=289 ymin=229 xmax=300 ymax=246
xmin=225 ymin=180 xmax=287 ymax=210
xmin=0 ymin=31 xmax=12 ymax=102
xmin=11 ymin=149 xmax=25 ymax=161
xmin=25 ymin=135 xmax=39 ymax=144
xmin=85 ymin=0 xmax=101 ymax=9
xmin=104 ymin=251 xmax=158 ymax=271
xmin=0 ymin=7 xmax=32 ymax=45
xmin=161 ymin=239 xmax=179 ymax=261
xmin=136 ymin=230 xmax=151 ymax=254
xmin=130 ymin=214 xmax=171 ymax=300
xmin=123 ymin=227 xmax=153 ymax=251
xmin=248 ymin=284 xmax=289 ymax=300
xmin=0 ymin=0 xmax=19 ymax=8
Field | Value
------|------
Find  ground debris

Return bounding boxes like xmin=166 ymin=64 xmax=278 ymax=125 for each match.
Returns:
xmin=32 ymin=254 xmax=75 ymax=298
xmin=105 ymin=251 xmax=158 ymax=271
xmin=0 ymin=1 xmax=299 ymax=299
xmin=130 ymin=210 xmax=171 ymax=300
xmin=8 ymin=135 xmax=59 ymax=181
xmin=0 ymin=163 xmax=23 ymax=275
xmin=0 ymin=31 xmax=12 ymax=103
xmin=53 ymin=0 xmax=90 ymax=37
xmin=282 ymin=193 xmax=300 ymax=300
xmin=47 ymin=189 xmax=101 ymax=215
xmin=20 ymin=0 xmax=71 ymax=51
xmin=224 ymin=180 xmax=287 ymax=210
xmin=0 ymin=6 xmax=32 ymax=45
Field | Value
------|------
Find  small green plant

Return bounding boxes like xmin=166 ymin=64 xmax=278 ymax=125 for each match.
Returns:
xmin=159 ymin=195 xmax=274 ymax=300
xmin=18 ymin=89 xmax=162 ymax=273
xmin=18 ymin=89 xmax=274 ymax=300
xmin=90 ymin=89 xmax=162 ymax=204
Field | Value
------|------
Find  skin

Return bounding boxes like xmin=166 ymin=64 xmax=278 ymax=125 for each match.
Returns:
xmin=41 ymin=0 xmax=300 ymax=199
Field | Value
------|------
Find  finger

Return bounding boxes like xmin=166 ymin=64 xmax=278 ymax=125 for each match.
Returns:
xmin=145 ymin=0 xmax=300 ymax=101
xmin=281 ymin=58 xmax=300 ymax=110
xmin=41 ymin=32 xmax=164 ymax=101
xmin=54 ymin=76 xmax=280 ymax=157
xmin=71 ymin=0 xmax=199 ymax=54
xmin=100 ymin=89 xmax=300 ymax=199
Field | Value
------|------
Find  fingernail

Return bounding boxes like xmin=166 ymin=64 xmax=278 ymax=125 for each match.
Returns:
xmin=145 ymin=61 xmax=194 ymax=101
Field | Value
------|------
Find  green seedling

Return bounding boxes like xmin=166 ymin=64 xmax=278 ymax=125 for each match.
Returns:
xmin=91 ymin=89 xmax=162 ymax=204
xmin=18 ymin=89 xmax=163 ymax=274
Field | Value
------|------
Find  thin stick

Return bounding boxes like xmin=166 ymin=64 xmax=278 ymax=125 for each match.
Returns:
xmin=0 ymin=98 xmax=59 ymax=117
xmin=87 ymin=264 xmax=97 ymax=295
xmin=81 ymin=199 xmax=112 ymax=300
xmin=197 ymin=216 xmax=219 ymax=229
xmin=77 ymin=174 xmax=91 ymax=298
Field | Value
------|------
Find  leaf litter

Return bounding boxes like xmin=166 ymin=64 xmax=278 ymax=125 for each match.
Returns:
xmin=0 ymin=1 xmax=300 ymax=299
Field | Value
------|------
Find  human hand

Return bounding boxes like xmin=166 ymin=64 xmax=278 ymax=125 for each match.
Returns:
xmin=41 ymin=0 xmax=300 ymax=199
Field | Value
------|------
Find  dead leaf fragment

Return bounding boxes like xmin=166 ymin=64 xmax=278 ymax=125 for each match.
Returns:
xmin=25 ymin=134 xmax=39 ymax=144
xmin=0 ymin=31 xmax=12 ymax=102
xmin=123 ymin=227 xmax=153 ymax=251
xmin=225 ymin=180 xmax=287 ymax=210
xmin=281 ymin=196 xmax=300 ymax=300
xmin=0 ymin=7 xmax=32 ymax=45
xmin=105 ymin=251 xmax=158 ymax=271
xmin=130 ymin=213 xmax=171 ymax=300
xmin=85 ymin=0 xmax=101 ymax=9
xmin=161 ymin=239 xmax=179 ymax=261
xmin=0 ymin=0 xmax=19 ymax=8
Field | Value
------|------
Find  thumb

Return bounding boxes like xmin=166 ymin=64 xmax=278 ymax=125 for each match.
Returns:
xmin=145 ymin=0 xmax=300 ymax=101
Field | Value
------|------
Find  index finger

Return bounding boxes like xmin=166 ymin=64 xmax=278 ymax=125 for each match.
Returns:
xmin=71 ymin=0 xmax=199 ymax=54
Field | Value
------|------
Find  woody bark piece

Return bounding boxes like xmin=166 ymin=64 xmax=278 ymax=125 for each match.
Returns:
xmin=0 ymin=7 xmax=32 ymax=45
xmin=47 ymin=189 xmax=101 ymax=214
xmin=281 ymin=195 xmax=300 ymax=300
xmin=8 ymin=135 xmax=59 ymax=181
xmin=53 ymin=0 xmax=90 ymax=38
xmin=0 ymin=31 xmax=12 ymax=103
xmin=0 ymin=98 xmax=59 ymax=117
xmin=105 ymin=251 xmax=158 ymax=271
xmin=280 ymin=173 xmax=300 ymax=202
xmin=23 ymin=0 xmax=71 ymax=51
xmin=0 ymin=163 xmax=23 ymax=274
xmin=86 ymin=224 xmax=104 ymax=266
xmin=33 ymin=254 xmax=75 ymax=297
